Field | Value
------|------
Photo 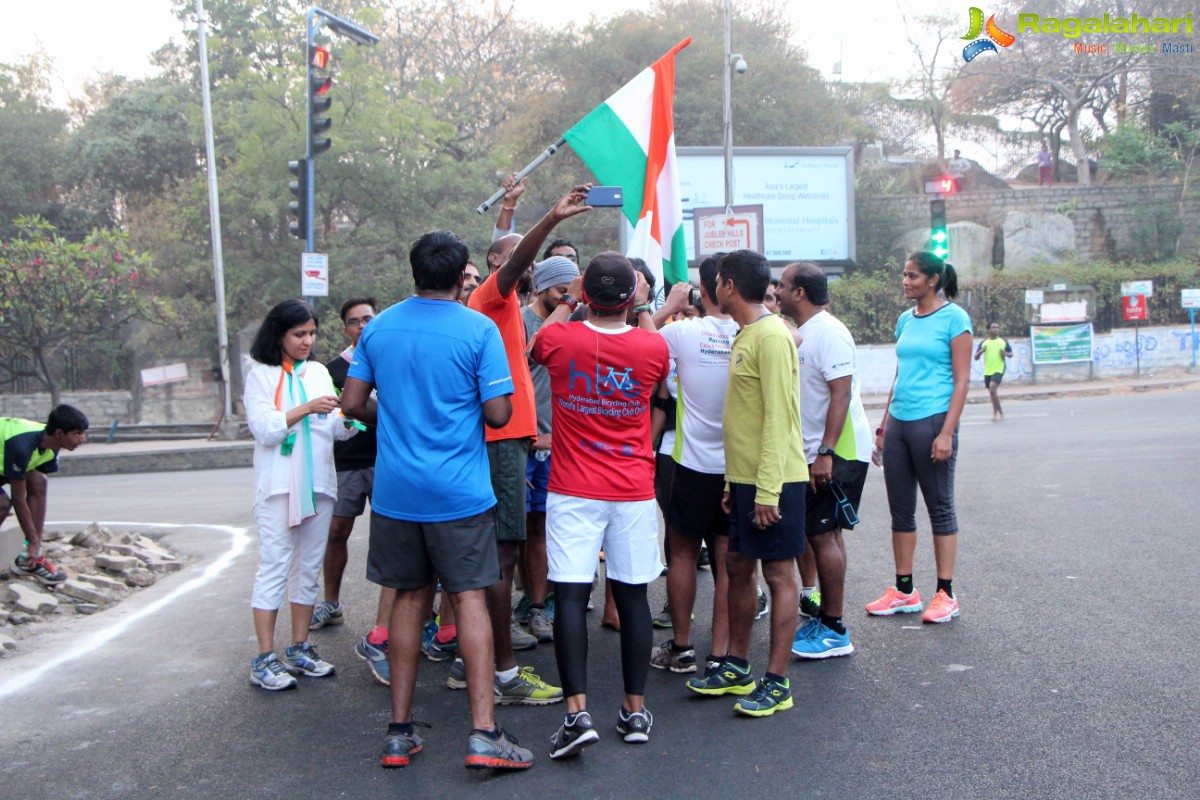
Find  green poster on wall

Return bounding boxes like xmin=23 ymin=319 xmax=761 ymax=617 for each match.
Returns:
xmin=1031 ymin=323 xmax=1094 ymax=364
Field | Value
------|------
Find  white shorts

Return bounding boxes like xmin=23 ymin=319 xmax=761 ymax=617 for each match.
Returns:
xmin=545 ymin=492 xmax=662 ymax=585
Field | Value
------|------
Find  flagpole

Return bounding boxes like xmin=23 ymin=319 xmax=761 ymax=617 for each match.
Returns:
xmin=475 ymin=137 xmax=568 ymax=214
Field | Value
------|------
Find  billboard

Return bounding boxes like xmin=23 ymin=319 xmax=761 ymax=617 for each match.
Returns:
xmin=675 ymin=147 xmax=856 ymax=265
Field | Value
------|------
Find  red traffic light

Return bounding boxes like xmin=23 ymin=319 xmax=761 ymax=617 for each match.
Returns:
xmin=922 ymin=177 xmax=964 ymax=195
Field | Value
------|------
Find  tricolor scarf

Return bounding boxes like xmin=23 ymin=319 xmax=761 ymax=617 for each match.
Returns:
xmin=275 ymin=359 xmax=316 ymax=527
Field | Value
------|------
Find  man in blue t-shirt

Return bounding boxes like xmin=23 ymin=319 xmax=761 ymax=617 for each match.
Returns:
xmin=341 ymin=229 xmax=533 ymax=772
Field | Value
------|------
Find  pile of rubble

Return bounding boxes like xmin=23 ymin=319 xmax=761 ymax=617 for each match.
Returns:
xmin=0 ymin=523 xmax=184 ymax=656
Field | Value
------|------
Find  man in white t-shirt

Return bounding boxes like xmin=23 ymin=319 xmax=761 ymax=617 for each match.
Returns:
xmin=647 ymin=254 xmax=741 ymax=677
xmin=777 ymin=262 xmax=873 ymax=660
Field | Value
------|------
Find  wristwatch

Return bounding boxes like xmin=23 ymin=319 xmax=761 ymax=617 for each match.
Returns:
xmin=817 ymin=444 xmax=835 ymax=457
xmin=560 ymin=294 xmax=579 ymax=311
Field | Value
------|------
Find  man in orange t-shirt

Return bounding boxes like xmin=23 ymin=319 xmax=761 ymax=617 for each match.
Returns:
xmin=466 ymin=182 xmax=592 ymax=703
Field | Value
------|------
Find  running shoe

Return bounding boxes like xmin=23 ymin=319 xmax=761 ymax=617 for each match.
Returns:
xmin=549 ymin=711 xmax=599 ymax=759
xmin=922 ymin=589 xmax=960 ymax=624
xmin=791 ymin=621 xmax=854 ymax=659
xmin=685 ymin=658 xmax=755 ymax=696
xmin=697 ymin=544 xmax=710 ymax=570
xmin=511 ymin=621 xmax=538 ymax=651
xmin=380 ymin=723 xmax=429 ymax=768
xmin=11 ymin=554 xmax=66 ymax=586
xmin=865 ymin=586 xmax=923 ymax=616
xmin=355 ymin=635 xmax=391 ymax=686
xmin=282 ymin=642 xmax=335 ymax=677
xmin=755 ymin=586 xmax=770 ymax=620
xmin=249 ymin=652 xmax=297 ymax=691
xmin=650 ymin=639 xmax=697 ymax=673
xmin=616 ymin=706 xmax=653 ymax=743
xmin=495 ymin=666 xmax=563 ymax=705
xmin=422 ymin=633 xmax=458 ymax=662
xmin=465 ymin=726 xmax=534 ymax=770
xmin=528 ymin=606 xmax=554 ymax=643
xmin=799 ymin=590 xmax=822 ymax=619
xmin=652 ymin=603 xmax=673 ymax=629
xmin=512 ymin=594 xmax=532 ymax=626
xmin=446 ymin=659 xmax=466 ymax=690
xmin=733 ymin=675 xmax=793 ymax=717
xmin=309 ymin=600 xmax=343 ymax=630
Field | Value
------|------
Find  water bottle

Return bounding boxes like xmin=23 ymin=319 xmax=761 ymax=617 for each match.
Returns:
xmin=871 ymin=447 xmax=883 ymax=468
xmin=534 ymin=449 xmax=550 ymax=462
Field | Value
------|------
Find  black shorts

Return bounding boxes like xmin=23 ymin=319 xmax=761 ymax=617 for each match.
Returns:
xmin=654 ymin=451 xmax=675 ymax=515
xmin=366 ymin=509 xmax=501 ymax=593
xmin=665 ymin=462 xmax=728 ymax=541
xmin=726 ymin=482 xmax=806 ymax=561
xmin=806 ymin=456 xmax=869 ymax=537
xmin=984 ymin=372 xmax=1004 ymax=388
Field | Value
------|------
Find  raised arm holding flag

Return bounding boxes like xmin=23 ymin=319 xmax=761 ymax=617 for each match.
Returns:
xmin=477 ymin=38 xmax=692 ymax=289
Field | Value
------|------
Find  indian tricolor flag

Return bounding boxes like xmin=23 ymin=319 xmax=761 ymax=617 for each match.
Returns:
xmin=564 ymin=37 xmax=691 ymax=286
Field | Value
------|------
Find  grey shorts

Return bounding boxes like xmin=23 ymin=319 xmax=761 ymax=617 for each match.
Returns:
xmin=487 ymin=438 xmax=529 ymax=542
xmin=366 ymin=509 xmax=500 ymax=593
xmin=333 ymin=467 xmax=373 ymax=518
xmin=882 ymin=413 xmax=959 ymax=535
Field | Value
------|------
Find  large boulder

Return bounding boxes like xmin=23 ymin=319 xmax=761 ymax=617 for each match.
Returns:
xmin=1001 ymin=211 xmax=1076 ymax=270
xmin=894 ymin=221 xmax=994 ymax=280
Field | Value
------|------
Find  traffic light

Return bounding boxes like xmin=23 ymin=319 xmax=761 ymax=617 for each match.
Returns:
xmin=930 ymin=199 xmax=949 ymax=259
xmin=308 ymin=45 xmax=333 ymax=157
xmin=922 ymin=177 xmax=963 ymax=195
xmin=288 ymin=159 xmax=310 ymax=240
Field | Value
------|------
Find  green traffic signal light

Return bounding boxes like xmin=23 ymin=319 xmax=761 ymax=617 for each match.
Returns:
xmin=929 ymin=199 xmax=949 ymax=259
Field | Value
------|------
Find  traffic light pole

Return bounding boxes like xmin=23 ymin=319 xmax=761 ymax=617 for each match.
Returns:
xmin=300 ymin=8 xmax=378 ymax=303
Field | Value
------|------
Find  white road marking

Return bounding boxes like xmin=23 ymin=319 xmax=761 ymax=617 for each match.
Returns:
xmin=0 ymin=521 xmax=250 ymax=701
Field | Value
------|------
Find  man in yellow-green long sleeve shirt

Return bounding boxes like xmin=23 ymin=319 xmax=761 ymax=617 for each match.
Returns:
xmin=684 ymin=250 xmax=807 ymax=718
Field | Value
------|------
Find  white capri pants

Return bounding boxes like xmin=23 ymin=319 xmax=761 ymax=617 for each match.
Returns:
xmin=251 ymin=494 xmax=334 ymax=610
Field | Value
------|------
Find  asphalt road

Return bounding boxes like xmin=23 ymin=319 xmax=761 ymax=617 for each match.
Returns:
xmin=1 ymin=389 xmax=1198 ymax=799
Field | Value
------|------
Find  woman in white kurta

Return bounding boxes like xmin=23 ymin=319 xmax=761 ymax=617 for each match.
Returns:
xmin=243 ymin=299 xmax=356 ymax=691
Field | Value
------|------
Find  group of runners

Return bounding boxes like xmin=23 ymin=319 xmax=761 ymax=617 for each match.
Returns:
xmin=0 ymin=176 xmax=993 ymax=776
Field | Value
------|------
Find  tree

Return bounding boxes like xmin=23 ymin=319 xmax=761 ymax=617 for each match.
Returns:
xmin=498 ymin=0 xmax=844 ymax=258
xmin=0 ymin=217 xmax=170 ymax=405
xmin=956 ymin=0 xmax=1142 ymax=186
xmin=900 ymin=12 xmax=968 ymax=162
xmin=0 ymin=56 xmax=72 ymax=236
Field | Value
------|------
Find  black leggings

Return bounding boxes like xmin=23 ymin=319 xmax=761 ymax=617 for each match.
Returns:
xmin=552 ymin=579 xmax=652 ymax=699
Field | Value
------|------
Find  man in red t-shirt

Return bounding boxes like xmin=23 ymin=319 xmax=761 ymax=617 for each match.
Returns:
xmin=531 ymin=252 xmax=669 ymax=758
xmin=463 ymin=184 xmax=591 ymax=706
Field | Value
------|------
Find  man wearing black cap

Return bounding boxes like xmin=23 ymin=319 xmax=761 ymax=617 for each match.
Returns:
xmin=518 ymin=254 xmax=581 ymax=643
xmin=531 ymin=252 xmax=669 ymax=758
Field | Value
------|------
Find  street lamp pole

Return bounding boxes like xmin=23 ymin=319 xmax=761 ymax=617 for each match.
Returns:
xmin=723 ymin=0 xmax=746 ymax=216
xmin=195 ymin=0 xmax=234 ymax=434
xmin=723 ymin=0 xmax=734 ymax=214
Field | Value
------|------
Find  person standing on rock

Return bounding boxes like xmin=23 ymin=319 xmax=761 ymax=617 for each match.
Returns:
xmin=3 ymin=405 xmax=89 ymax=587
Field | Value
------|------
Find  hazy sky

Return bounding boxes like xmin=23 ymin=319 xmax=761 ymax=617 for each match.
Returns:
xmin=11 ymin=0 xmax=964 ymax=103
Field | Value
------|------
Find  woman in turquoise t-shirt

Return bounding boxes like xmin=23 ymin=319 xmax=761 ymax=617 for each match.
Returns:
xmin=867 ymin=251 xmax=972 ymax=625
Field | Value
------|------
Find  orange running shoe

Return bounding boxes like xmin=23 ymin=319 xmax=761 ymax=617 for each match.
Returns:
xmin=922 ymin=589 xmax=960 ymax=623
xmin=865 ymin=586 xmax=923 ymax=616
